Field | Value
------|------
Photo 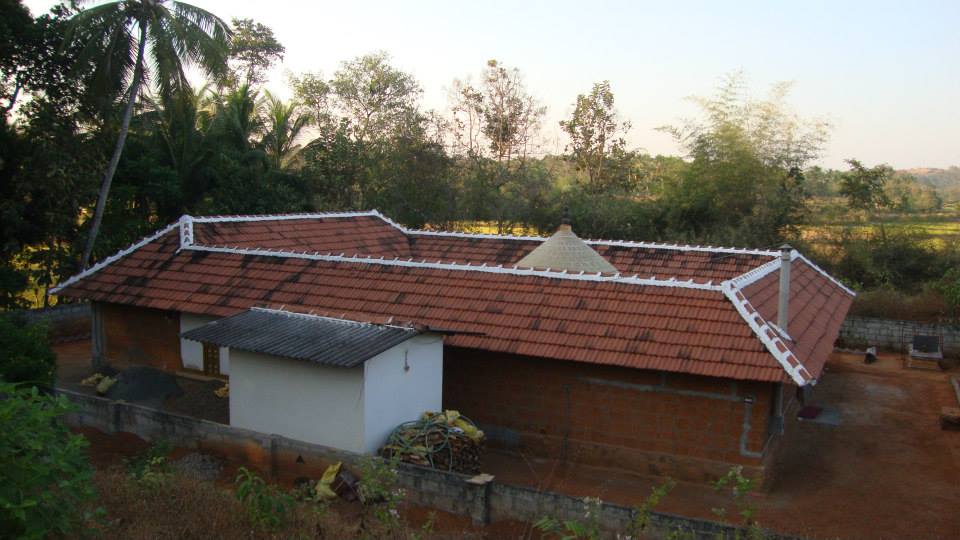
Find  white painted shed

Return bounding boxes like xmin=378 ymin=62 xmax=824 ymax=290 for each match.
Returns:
xmin=182 ymin=308 xmax=443 ymax=454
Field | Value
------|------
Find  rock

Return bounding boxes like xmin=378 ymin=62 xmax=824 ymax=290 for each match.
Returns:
xmin=940 ymin=407 xmax=960 ymax=431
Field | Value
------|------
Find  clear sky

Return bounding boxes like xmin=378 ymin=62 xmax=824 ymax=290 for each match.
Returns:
xmin=24 ymin=0 xmax=960 ymax=169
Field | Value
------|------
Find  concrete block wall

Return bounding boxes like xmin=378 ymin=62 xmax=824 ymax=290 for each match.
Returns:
xmin=443 ymin=347 xmax=778 ymax=484
xmin=18 ymin=302 xmax=91 ymax=342
xmin=57 ymin=388 xmax=801 ymax=539
xmin=839 ymin=316 xmax=960 ymax=355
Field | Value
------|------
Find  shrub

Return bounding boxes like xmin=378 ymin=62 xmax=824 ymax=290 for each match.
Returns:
xmin=938 ymin=267 xmax=960 ymax=316
xmin=0 ymin=313 xmax=56 ymax=386
xmin=124 ymin=441 xmax=173 ymax=489
xmin=234 ymin=467 xmax=293 ymax=530
xmin=849 ymin=285 xmax=949 ymax=322
xmin=0 ymin=382 xmax=99 ymax=538
xmin=534 ymin=496 xmax=603 ymax=540
xmin=357 ymin=456 xmax=407 ymax=538
xmin=628 ymin=478 xmax=676 ymax=536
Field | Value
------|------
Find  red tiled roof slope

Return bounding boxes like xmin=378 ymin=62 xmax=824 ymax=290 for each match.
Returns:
xmin=54 ymin=213 xmax=855 ymax=385
xmin=188 ymin=213 xmax=775 ymax=280
xmin=57 ymin=229 xmax=790 ymax=382
xmin=408 ymin=235 xmax=771 ymax=280
xmin=193 ymin=216 xmax=411 ymax=258
xmin=741 ymin=260 xmax=854 ymax=381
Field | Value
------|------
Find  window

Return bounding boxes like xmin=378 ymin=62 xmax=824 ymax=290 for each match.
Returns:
xmin=202 ymin=343 xmax=221 ymax=377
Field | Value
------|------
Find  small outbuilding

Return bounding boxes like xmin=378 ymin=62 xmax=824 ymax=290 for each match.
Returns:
xmin=183 ymin=307 xmax=443 ymax=454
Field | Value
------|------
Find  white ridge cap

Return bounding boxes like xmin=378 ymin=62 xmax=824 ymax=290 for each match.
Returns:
xmin=190 ymin=210 xmax=381 ymax=223
xmin=402 ymin=226 xmax=779 ymax=257
xmin=50 ymin=217 xmax=185 ymax=295
xmin=728 ymin=249 xmax=856 ymax=297
xmin=250 ymin=306 xmax=415 ymax=331
xmin=184 ymin=243 xmax=723 ymax=291
xmin=721 ymin=281 xmax=813 ymax=386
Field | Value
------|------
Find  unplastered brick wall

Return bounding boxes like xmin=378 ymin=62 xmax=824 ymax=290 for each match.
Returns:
xmin=839 ymin=316 xmax=960 ymax=356
xmin=100 ymin=302 xmax=181 ymax=371
xmin=443 ymin=347 xmax=777 ymax=484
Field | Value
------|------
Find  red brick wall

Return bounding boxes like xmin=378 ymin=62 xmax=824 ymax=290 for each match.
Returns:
xmin=100 ymin=302 xmax=181 ymax=371
xmin=443 ymin=347 xmax=778 ymax=484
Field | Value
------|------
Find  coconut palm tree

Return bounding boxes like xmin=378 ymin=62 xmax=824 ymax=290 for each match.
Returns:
xmin=66 ymin=0 xmax=230 ymax=269
xmin=261 ymin=91 xmax=312 ymax=170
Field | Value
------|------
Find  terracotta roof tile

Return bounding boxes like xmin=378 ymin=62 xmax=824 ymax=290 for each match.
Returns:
xmin=54 ymin=214 xmax=853 ymax=384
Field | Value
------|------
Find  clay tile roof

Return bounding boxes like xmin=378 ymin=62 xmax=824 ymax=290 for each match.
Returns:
xmin=515 ymin=224 xmax=618 ymax=273
xmin=52 ymin=212 xmax=855 ymax=385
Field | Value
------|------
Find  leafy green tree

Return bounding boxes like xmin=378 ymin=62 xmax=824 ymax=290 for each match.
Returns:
xmin=1 ymin=3 xmax=100 ymax=306
xmin=143 ymin=83 xmax=217 ymax=215
xmin=226 ymin=17 xmax=284 ymax=87
xmin=0 ymin=0 xmax=35 ymax=115
xmin=289 ymin=70 xmax=332 ymax=126
xmin=65 ymin=0 xmax=231 ymax=269
xmin=451 ymin=59 xmax=545 ymax=163
xmin=298 ymin=120 xmax=363 ymax=209
xmin=659 ymin=72 xmax=829 ymax=245
xmin=211 ymin=83 xmax=264 ymax=149
xmin=0 ymin=383 xmax=98 ymax=539
xmin=0 ymin=313 xmax=57 ymax=386
xmin=560 ymin=80 xmax=632 ymax=191
xmin=331 ymin=51 xmax=421 ymax=146
xmin=840 ymin=159 xmax=893 ymax=212
xmin=262 ymin=91 xmax=312 ymax=170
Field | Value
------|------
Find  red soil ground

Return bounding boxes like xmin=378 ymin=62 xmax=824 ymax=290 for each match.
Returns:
xmin=57 ymin=341 xmax=960 ymax=539
xmin=480 ymin=352 xmax=960 ymax=540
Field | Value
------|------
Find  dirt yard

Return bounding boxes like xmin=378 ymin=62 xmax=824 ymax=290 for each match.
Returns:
xmin=55 ymin=342 xmax=960 ymax=539
xmin=55 ymin=340 xmax=229 ymax=424
xmin=481 ymin=352 xmax=960 ymax=540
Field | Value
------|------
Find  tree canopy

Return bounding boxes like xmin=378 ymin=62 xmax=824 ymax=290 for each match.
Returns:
xmin=1 ymin=1 xmax=954 ymax=312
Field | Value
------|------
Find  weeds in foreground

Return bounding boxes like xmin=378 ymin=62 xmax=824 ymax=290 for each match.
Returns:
xmin=534 ymin=467 xmax=779 ymax=540
xmin=627 ymin=478 xmax=676 ymax=537
xmin=235 ymin=466 xmax=294 ymax=531
xmin=357 ymin=455 xmax=412 ymax=539
xmin=534 ymin=495 xmax=603 ymax=539
xmin=534 ymin=478 xmax=675 ymax=540
xmin=91 ymin=464 xmax=470 ymax=539
xmin=124 ymin=441 xmax=173 ymax=489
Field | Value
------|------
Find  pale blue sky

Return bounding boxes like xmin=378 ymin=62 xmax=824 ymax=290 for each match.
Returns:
xmin=24 ymin=0 xmax=960 ymax=168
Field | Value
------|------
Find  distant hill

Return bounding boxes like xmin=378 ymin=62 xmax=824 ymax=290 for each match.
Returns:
xmin=901 ymin=167 xmax=960 ymax=202
xmin=901 ymin=167 xmax=960 ymax=189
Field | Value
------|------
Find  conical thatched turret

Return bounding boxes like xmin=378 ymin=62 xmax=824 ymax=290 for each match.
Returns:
xmin=516 ymin=218 xmax=618 ymax=273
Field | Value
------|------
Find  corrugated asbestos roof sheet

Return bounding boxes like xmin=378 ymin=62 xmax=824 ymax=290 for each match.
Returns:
xmin=182 ymin=308 xmax=418 ymax=367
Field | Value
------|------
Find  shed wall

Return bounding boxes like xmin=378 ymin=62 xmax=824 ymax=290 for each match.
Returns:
xmin=362 ymin=334 xmax=444 ymax=453
xmin=230 ymin=350 xmax=366 ymax=453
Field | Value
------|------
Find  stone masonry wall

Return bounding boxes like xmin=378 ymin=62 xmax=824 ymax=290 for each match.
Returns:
xmin=838 ymin=316 xmax=960 ymax=356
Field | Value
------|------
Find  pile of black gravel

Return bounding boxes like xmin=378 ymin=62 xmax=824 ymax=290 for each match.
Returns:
xmin=107 ymin=365 xmax=184 ymax=406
